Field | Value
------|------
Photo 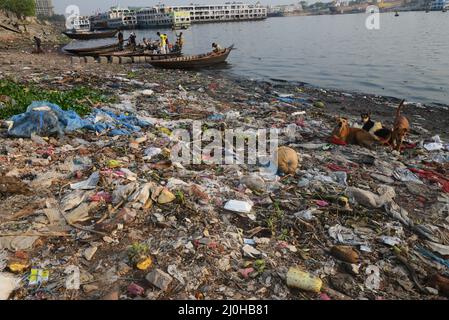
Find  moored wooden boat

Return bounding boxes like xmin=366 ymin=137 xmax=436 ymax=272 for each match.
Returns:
xmin=100 ymin=49 xmax=182 ymax=59
xmin=63 ymin=29 xmax=119 ymax=40
xmin=148 ymin=45 xmax=234 ymax=69
xmin=64 ymin=43 xmax=120 ymax=56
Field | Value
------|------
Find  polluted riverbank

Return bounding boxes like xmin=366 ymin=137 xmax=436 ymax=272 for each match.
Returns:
xmin=1 ymin=49 xmax=449 ymax=300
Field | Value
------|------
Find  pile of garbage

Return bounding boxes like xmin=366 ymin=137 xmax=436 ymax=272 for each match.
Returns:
xmin=1 ymin=65 xmax=449 ymax=301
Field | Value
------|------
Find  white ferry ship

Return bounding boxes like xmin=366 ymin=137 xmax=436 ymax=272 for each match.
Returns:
xmin=69 ymin=15 xmax=91 ymax=31
xmin=90 ymin=7 xmax=138 ymax=30
xmin=136 ymin=7 xmax=191 ymax=29
xmin=164 ymin=2 xmax=267 ymax=23
xmin=89 ymin=2 xmax=266 ymax=30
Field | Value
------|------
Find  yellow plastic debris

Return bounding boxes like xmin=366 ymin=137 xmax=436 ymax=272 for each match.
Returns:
xmin=158 ymin=189 xmax=176 ymax=204
xmin=286 ymin=267 xmax=322 ymax=293
xmin=136 ymin=256 xmax=153 ymax=271
xmin=107 ymin=160 xmax=122 ymax=168
xmin=159 ymin=127 xmax=172 ymax=136
xmin=8 ymin=261 xmax=29 ymax=273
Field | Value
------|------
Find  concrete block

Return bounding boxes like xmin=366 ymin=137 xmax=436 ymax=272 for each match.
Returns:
xmin=99 ymin=56 xmax=109 ymax=64
xmin=71 ymin=56 xmax=80 ymax=64
xmin=84 ymin=56 xmax=95 ymax=63
xmin=120 ymin=57 xmax=132 ymax=64
xmin=111 ymin=57 xmax=120 ymax=64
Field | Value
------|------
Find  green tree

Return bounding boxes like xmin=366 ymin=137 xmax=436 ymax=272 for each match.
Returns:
xmin=0 ymin=0 xmax=36 ymax=18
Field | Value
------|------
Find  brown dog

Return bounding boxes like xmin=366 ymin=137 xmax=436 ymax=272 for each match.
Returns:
xmin=332 ymin=117 xmax=378 ymax=148
xmin=390 ymin=100 xmax=409 ymax=151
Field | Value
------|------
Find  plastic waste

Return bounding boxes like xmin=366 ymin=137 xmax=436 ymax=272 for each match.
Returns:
xmin=64 ymin=265 xmax=80 ymax=290
xmin=294 ymin=209 xmax=315 ymax=221
xmin=286 ymin=267 xmax=322 ymax=293
xmin=61 ymin=190 xmax=90 ymax=212
xmin=424 ymin=135 xmax=444 ymax=151
xmin=70 ymin=171 xmax=100 ymax=190
xmin=379 ymin=236 xmax=401 ymax=246
xmin=365 ymin=265 xmax=381 ymax=291
xmin=328 ymin=224 xmax=364 ymax=245
xmin=144 ymin=147 xmax=162 ymax=160
xmin=0 ymin=273 xmax=20 ymax=300
xmin=347 ymin=186 xmax=395 ymax=209
xmin=157 ymin=189 xmax=176 ymax=204
xmin=0 ymin=236 xmax=39 ymax=251
xmin=224 ymin=200 xmax=253 ymax=213
xmin=8 ymin=101 xmax=83 ymax=138
xmin=29 ymin=268 xmax=49 ymax=286
xmin=82 ymin=109 xmax=151 ymax=136
xmin=426 ymin=241 xmax=449 ymax=256
xmin=136 ymin=257 xmax=153 ymax=271
xmin=128 ymin=282 xmax=145 ymax=296
xmin=393 ymin=168 xmax=422 ymax=184
xmin=89 ymin=191 xmax=113 ymax=203
xmin=0 ymin=250 xmax=6 ymax=271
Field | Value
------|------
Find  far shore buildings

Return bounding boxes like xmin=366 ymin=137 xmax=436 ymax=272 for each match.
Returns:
xmin=430 ymin=0 xmax=449 ymax=10
xmin=89 ymin=2 xmax=267 ymax=30
xmin=35 ymin=0 xmax=54 ymax=17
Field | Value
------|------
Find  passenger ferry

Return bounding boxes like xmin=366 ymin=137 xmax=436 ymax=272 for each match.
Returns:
xmin=90 ymin=7 xmax=138 ymax=30
xmin=163 ymin=2 xmax=267 ymax=23
xmin=136 ymin=7 xmax=191 ymax=29
xmin=89 ymin=3 xmax=266 ymax=30
xmin=68 ymin=15 xmax=91 ymax=31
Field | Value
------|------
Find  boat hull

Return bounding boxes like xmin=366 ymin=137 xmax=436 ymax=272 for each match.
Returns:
xmin=64 ymin=43 xmax=120 ymax=56
xmin=63 ymin=30 xmax=119 ymax=40
xmin=148 ymin=46 xmax=234 ymax=69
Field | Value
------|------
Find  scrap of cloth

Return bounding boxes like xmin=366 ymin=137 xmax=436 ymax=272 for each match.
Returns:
xmin=409 ymin=168 xmax=449 ymax=193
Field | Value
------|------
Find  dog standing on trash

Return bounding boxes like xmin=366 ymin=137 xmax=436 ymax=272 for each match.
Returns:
xmin=390 ymin=100 xmax=409 ymax=152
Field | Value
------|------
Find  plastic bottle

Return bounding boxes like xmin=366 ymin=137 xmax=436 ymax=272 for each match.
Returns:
xmin=286 ymin=267 xmax=322 ymax=293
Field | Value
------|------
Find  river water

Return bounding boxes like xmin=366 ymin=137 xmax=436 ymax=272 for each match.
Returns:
xmin=67 ymin=11 xmax=449 ymax=106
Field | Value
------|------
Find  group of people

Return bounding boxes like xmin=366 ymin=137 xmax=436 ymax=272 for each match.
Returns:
xmin=116 ymin=30 xmax=224 ymax=56
xmin=117 ymin=30 xmax=184 ymax=54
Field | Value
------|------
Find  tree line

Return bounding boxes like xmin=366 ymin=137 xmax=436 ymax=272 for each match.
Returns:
xmin=0 ymin=0 xmax=36 ymax=17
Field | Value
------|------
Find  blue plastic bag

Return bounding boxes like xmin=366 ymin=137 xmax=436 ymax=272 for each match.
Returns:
xmin=8 ymin=101 xmax=85 ymax=138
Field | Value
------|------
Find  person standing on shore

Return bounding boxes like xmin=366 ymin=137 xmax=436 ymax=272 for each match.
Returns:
xmin=33 ymin=36 xmax=42 ymax=54
xmin=118 ymin=30 xmax=124 ymax=51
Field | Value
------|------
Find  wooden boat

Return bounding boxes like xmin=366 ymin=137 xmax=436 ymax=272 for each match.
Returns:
xmin=63 ymin=29 xmax=119 ymax=40
xmin=100 ymin=48 xmax=146 ymax=57
xmin=100 ymin=49 xmax=182 ymax=59
xmin=64 ymin=43 xmax=119 ymax=56
xmin=148 ymin=45 xmax=234 ymax=69
xmin=172 ymin=25 xmax=189 ymax=30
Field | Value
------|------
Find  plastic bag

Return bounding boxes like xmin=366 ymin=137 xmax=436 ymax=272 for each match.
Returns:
xmin=8 ymin=101 xmax=84 ymax=138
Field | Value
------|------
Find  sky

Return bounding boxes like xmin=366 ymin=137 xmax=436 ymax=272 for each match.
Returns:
xmin=53 ymin=0 xmax=326 ymax=15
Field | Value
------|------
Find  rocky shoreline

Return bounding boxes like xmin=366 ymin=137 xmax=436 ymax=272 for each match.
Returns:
xmin=1 ymin=43 xmax=449 ymax=300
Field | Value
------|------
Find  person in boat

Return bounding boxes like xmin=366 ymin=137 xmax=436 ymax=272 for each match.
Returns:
xmin=164 ymin=34 xmax=170 ymax=53
xmin=129 ymin=32 xmax=137 ymax=51
xmin=175 ymin=32 xmax=184 ymax=50
xmin=33 ymin=36 xmax=43 ymax=54
xmin=212 ymin=43 xmax=222 ymax=53
xmin=143 ymin=38 xmax=151 ymax=49
xmin=157 ymin=32 xmax=167 ymax=54
xmin=118 ymin=30 xmax=124 ymax=51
